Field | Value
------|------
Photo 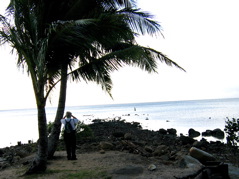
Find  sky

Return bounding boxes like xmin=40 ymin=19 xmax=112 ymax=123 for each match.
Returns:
xmin=0 ymin=0 xmax=239 ymax=110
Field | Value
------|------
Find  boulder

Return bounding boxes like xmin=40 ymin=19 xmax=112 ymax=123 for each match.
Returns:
xmin=124 ymin=133 xmax=132 ymax=140
xmin=188 ymin=128 xmax=200 ymax=138
xmin=0 ymin=149 xmax=4 ymax=157
xmin=189 ymin=147 xmax=215 ymax=164
xmin=144 ymin=146 xmax=153 ymax=153
xmin=202 ymin=130 xmax=212 ymax=137
xmin=178 ymin=155 xmax=204 ymax=169
xmin=153 ymin=145 xmax=168 ymax=156
xmin=179 ymin=135 xmax=196 ymax=145
xmin=99 ymin=141 xmax=114 ymax=150
xmin=211 ymin=128 xmax=225 ymax=139
xmin=167 ymin=128 xmax=177 ymax=135
xmin=15 ymin=149 xmax=29 ymax=158
xmin=158 ymin=128 xmax=167 ymax=135
xmin=112 ymin=132 xmax=124 ymax=138
xmin=148 ymin=164 xmax=157 ymax=171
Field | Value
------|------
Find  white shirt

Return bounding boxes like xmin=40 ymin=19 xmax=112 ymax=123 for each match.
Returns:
xmin=61 ymin=118 xmax=79 ymax=130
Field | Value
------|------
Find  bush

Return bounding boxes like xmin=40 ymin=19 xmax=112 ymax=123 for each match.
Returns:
xmin=47 ymin=121 xmax=54 ymax=137
xmin=224 ymin=117 xmax=239 ymax=147
xmin=224 ymin=117 xmax=239 ymax=166
xmin=59 ymin=121 xmax=94 ymax=141
xmin=76 ymin=123 xmax=94 ymax=140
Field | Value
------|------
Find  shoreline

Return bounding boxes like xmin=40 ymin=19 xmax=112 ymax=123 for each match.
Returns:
xmin=0 ymin=116 xmax=227 ymax=149
xmin=0 ymin=119 xmax=238 ymax=178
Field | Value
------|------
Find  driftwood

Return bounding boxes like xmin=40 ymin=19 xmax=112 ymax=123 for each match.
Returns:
xmin=121 ymin=140 xmax=151 ymax=157
xmin=175 ymin=162 xmax=230 ymax=179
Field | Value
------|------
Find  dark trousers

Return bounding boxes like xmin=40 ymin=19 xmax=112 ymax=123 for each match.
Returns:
xmin=64 ymin=131 xmax=76 ymax=159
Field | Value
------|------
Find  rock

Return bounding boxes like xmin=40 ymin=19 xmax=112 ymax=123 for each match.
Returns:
xmin=0 ymin=149 xmax=4 ymax=157
xmin=211 ymin=128 xmax=224 ymax=139
xmin=179 ymin=135 xmax=196 ymax=145
xmin=153 ymin=145 xmax=168 ymax=156
xmin=100 ymin=141 xmax=114 ymax=150
xmin=15 ymin=149 xmax=29 ymax=158
xmin=178 ymin=155 xmax=204 ymax=168
xmin=0 ymin=162 xmax=10 ymax=169
xmin=99 ymin=149 xmax=105 ymax=154
xmin=188 ymin=128 xmax=200 ymax=138
xmin=124 ymin=133 xmax=132 ymax=140
xmin=148 ymin=164 xmax=157 ymax=171
xmin=112 ymin=132 xmax=124 ymax=138
xmin=202 ymin=130 xmax=213 ymax=137
xmin=189 ymin=147 xmax=215 ymax=164
xmin=158 ymin=128 xmax=167 ymax=135
xmin=167 ymin=128 xmax=177 ymax=135
xmin=144 ymin=146 xmax=153 ymax=153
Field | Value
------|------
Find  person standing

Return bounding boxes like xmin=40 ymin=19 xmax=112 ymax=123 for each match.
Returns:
xmin=61 ymin=111 xmax=79 ymax=160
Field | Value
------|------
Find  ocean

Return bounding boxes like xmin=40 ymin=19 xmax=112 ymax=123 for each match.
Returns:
xmin=0 ymin=98 xmax=239 ymax=148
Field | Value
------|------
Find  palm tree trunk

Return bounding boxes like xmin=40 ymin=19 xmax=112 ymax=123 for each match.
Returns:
xmin=48 ymin=64 xmax=68 ymax=158
xmin=26 ymin=103 xmax=48 ymax=174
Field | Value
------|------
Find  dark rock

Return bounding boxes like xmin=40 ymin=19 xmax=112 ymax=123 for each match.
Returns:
xmin=153 ymin=145 xmax=168 ymax=156
xmin=167 ymin=128 xmax=177 ymax=135
xmin=211 ymin=128 xmax=225 ymax=139
xmin=202 ymin=130 xmax=213 ymax=137
xmin=144 ymin=146 xmax=153 ymax=153
xmin=188 ymin=128 xmax=200 ymax=138
xmin=124 ymin=133 xmax=132 ymax=140
xmin=179 ymin=135 xmax=196 ymax=145
xmin=189 ymin=147 xmax=216 ymax=164
xmin=112 ymin=132 xmax=124 ymax=138
xmin=178 ymin=155 xmax=204 ymax=168
xmin=158 ymin=128 xmax=167 ymax=135
xmin=100 ymin=141 xmax=114 ymax=150
xmin=0 ymin=149 xmax=4 ymax=157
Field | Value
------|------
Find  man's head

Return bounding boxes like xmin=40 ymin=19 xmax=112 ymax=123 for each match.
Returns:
xmin=66 ymin=111 xmax=72 ymax=118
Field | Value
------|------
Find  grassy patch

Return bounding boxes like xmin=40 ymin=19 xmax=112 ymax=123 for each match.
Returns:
xmin=65 ymin=169 xmax=111 ymax=179
xmin=20 ymin=169 xmax=64 ymax=179
xmin=18 ymin=169 xmax=111 ymax=179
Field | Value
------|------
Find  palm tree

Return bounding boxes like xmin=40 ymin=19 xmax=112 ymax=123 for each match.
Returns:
xmin=0 ymin=0 xmax=51 ymax=172
xmin=47 ymin=1 xmax=185 ymax=158
xmin=0 ymin=0 xmax=185 ymax=173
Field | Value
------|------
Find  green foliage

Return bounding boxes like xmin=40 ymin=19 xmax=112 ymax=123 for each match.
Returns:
xmin=224 ymin=117 xmax=239 ymax=147
xmin=76 ymin=122 xmax=94 ymax=140
xmin=60 ymin=121 xmax=94 ymax=140
xmin=47 ymin=121 xmax=54 ymax=136
xmin=65 ymin=169 xmax=110 ymax=179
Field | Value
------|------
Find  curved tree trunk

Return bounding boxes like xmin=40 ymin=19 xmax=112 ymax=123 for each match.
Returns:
xmin=48 ymin=64 xmax=68 ymax=159
xmin=26 ymin=103 xmax=48 ymax=174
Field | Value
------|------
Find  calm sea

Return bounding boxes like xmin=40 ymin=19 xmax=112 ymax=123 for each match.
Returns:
xmin=0 ymin=98 xmax=239 ymax=148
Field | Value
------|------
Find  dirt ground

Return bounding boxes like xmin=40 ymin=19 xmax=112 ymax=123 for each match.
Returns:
xmin=0 ymin=151 xmax=202 ymax=179
xmin=1 ymin=150 xmax=239 ymax=179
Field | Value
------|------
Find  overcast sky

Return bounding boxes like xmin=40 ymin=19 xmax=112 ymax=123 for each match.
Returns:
xmin=0 ymin=0 xmax=239 ymax=110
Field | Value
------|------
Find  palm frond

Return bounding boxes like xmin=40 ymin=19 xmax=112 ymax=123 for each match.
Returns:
xmin=118 ymin=8 xmax=163 ymax=36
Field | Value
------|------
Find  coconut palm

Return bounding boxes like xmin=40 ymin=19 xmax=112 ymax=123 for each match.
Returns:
xmin=0 ymin=0 xmax=184 ymax=173
xmin=46 ymin=1 xmax=185 ymax=158
xmin=0 ymin=0 xmax=137 ymax=173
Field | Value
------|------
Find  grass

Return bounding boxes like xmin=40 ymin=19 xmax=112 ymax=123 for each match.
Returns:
xmin=65 ymin=169 xmax=111 ymax=179
xmin=17 ymin=168 xmax=111 ymax=179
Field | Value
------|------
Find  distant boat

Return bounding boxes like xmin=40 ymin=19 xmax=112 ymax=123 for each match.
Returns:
xmin=145 ymin=117 xmax=149 ymax=120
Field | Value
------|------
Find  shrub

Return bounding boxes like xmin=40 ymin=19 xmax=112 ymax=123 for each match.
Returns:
xmin=224 ymin=117 xmax=239 ymax=147
xmin=47 ymin=121 xmax=54 ymax=137
xmin=76 ymin=123 xmax=94 ymax=141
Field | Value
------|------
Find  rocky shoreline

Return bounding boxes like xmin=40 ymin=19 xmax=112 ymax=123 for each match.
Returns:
xmin=0 ymin=119 xmax=238 ymax=178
